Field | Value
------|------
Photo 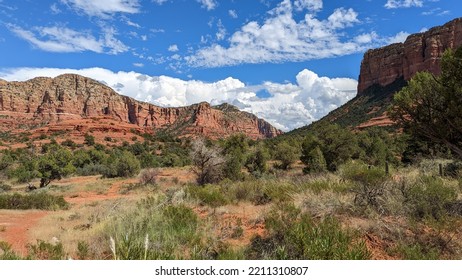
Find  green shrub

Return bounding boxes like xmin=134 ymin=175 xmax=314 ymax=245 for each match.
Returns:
xmin=139 ymin=152 xmax=161 ymax=168
xmin=0 ymin=183 xmax=12 ymax=192
xmin=187 ymin=184 xmax=228 ymax=209
xmin=84 ymin=133 xmax=95 ymax=146
xmin=246 ymin=203 xmax=370 ymax=260
xmin=0 ymin=192 xmax=69 ymax=210
xmin=340 ymin=161 xmax=388 ymax=212
xmin=0 ymin=153 xmax=14 ymax=171
xmin=0 ymin=241 xmax=22 ymax=260
xmin=406 ymin=176 xmax=457 ymax=221
xmin=61 ymin=139 xmax=76 ymax=148
xmin=76 ymin=163 xmax=108 ymax=176
xmin=341 ymin=161 xmax=388 ymax=187
xmin=27 ymin=240 xmax=65 ymax=260
xmin=77 ymin=241 xmax=90 ymax=260
xmin=103 ymin=150 xmax=141 ymax=178
xmin=393 ymin=243 xmax=440 ymax=260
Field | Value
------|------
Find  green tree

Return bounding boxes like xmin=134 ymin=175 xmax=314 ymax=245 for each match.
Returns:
xmin=302 ymin=146 xmax=327 ymax=174
xmin=390 ymin=47 xmax=462 ymax=159
xmin=104 ymin=150 xmax=141 ymax=178
xmin=0 ymin=153 xmax=14 ymax=171
xmin=316 ymin=124 xmax=358 ymax=171
xmin=222 ymin=134 xmax=249 ymax=181
xmin=72 ymin=149 xmax=92 ymax=168
xmin=38 ymin=147 xmax=75 ymax=188
xmin=245 ymin=145 xmax=269 ymax=176
xmin=274 ymin=141 xmax=299 ymax=170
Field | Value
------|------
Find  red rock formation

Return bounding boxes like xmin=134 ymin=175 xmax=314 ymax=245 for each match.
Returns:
xmin=0 ymin=74 xmax=282 ymax=140
xmin=358 ymin=17 xmax=462 ymax=94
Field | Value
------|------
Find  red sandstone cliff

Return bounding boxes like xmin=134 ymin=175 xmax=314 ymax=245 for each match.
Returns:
xmin=0 ymin=74 xmax=281 ymax=140
xmin=358 ymin=17 xmax=462 ymax=94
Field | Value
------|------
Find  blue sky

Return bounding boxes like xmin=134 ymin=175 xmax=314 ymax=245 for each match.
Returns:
xmin=0 ymin=0 xmax=460 ymax=130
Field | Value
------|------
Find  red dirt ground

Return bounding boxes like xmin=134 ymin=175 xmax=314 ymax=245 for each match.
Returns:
xmin=64 ymin=178 xmax=138 ymax=205
xmin=0 ymin=177 xmax=139 ymax=256
xmin=194 ymin=203 xmax=268 ymax=248
xmin=0 ymin=210 xmax=49 ymax=255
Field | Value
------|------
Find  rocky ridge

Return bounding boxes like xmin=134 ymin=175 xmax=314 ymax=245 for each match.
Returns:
xmin=358 ymin=17 xmax=462 ymax=94
xmin=0 ymin=74 xmax=281 ymax=140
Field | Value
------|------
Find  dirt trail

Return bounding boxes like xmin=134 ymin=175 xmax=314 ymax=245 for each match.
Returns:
xmin=0 ymin=210 xmax=49 ymax=256
xmin=0 ymin=178 xmax=138 ymax=256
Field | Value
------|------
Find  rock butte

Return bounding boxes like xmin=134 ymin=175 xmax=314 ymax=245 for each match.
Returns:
xmin=358 ymin=17 xmax=462 ymax=94
xmin=0 ymin=74 xmax=282 ymax=140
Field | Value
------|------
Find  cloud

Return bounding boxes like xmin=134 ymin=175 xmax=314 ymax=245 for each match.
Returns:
xmin=50 ymin=3 xmax=61 ymax=14
xmin=133 ymin=63 xmax=144 ymax=67
xmin=197 ymin=0 xmax=217 ymax=11
xmin=387 ymin=31 xmax=410 ymax=44
xmin=125 ymin=20 xmax=141 ymax=28
xmin=0 ymin=67 xmax=357 ymax=131
xmin=6 ymin=24 xmax=128 ymax=54
xmin=215 ymin=19 xmax=226 ymax=41
xmin=61 ymin=0 xmax=140 ymax=17
xmin=384 ymin=0 xmax=423 ymax=9
xmin=294 ymin=0 xmax=322 ymax=12
xmin=185 ymin=0 xmax=375 ymax=68
xmin=228 ymin=10 xmax=237 ymax=19
xmin=422 ymin=7 xmax=450 ymax=16
xmin=168 ymin=44 xmax=179 ymax=52
xmin=150 ymin=28 xmax=165 ymax=33
xmin=152 ymin=0 xmax=169 ymax=5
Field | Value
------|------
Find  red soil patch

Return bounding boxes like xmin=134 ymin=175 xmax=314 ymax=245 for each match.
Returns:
xmin=0 ymin=116 xmax=149 ymax=149
xmin=0 ymin=210 xmax=49 ymax=256
xmin=357 ymin=114 xmax=395 ymax=129
xmin=194 ymin=203 xmax=268 ymax=247
xmin=65 ymin=178 xmax=138 ymax=205
xmin=363 ymin=233 xmax=397 ymax=260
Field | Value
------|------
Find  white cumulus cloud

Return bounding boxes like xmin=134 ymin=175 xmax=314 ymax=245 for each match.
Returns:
xmin=384 ymin=0 xmax=423 ymax=9
xmin=185 ymin=0 xmax=374 ymax=68
xmin=387 ymin=31 xmax=410 ymax=44
xmin=0 ymin=67 xmax=358 ymax=131
xmin=168 ymin=44 xmax=179 ymax=52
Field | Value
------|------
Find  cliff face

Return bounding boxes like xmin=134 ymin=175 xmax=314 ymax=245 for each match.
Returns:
xmin=358 ymin=17 xmax=462 ymax=94
xmin=0 ymin=74 xmax=282 ymax=140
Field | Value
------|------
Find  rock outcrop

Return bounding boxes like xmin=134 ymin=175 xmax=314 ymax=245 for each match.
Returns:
xmin=0 ymin=74 xmax=282 ymax=140
xmin=358 ymin=17 xmax=462 ymax=94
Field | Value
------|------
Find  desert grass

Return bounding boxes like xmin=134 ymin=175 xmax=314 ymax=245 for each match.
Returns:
xmin=2 ymin=161 xmax=462 ymax=260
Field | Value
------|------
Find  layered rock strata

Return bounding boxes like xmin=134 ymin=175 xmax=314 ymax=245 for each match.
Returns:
xmin=358 ymin=17 xmax=462 ymax=94
xmin=0 ymin=74 xmax=282 ymax=140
